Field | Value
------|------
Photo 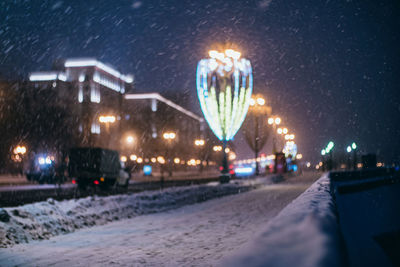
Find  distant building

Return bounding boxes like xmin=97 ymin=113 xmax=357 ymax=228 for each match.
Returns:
xmin=29 ymin=58 xmax=134 ymax=148
xmin=123 ymin=93 xmax=208 ymax=159
xmin=27 ymin=59 xmax=220 ymax=169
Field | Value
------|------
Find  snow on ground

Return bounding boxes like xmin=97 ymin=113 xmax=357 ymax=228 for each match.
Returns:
xmin=0 ymin=176 xmax=272 ymax=248
xmin=219 ymin=173 xmax=344 ymax=267
xmin=0 ymin=172 xmax=320 ymax=266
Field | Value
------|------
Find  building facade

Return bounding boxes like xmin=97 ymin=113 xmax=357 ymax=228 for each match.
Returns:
xmin=29 ymin=58 xmax=134 ymax=149
xmin=26 ymin=58 xmax=221 ymax=171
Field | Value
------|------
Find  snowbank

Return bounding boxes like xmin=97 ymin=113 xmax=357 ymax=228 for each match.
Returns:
xmin=219 ymin=174 xmax=344 ymax=267
xmin=0 ymin=177 xmax=270 ymax=248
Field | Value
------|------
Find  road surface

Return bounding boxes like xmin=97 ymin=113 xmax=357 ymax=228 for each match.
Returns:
xmin=0 ymin=172 xmax=320 ymax=266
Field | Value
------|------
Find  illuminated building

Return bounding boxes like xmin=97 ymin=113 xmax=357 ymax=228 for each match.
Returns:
xmin=123 ymin=93 xmax=219 ymax=163
xmin=25 ymin=59 xmax=219 ymax=172
xmin=28 ymin=58 xmax=133 ymax=148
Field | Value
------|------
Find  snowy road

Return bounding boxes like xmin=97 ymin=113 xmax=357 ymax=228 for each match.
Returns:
xmin=0 ymin=173 xmax=320 ymax=266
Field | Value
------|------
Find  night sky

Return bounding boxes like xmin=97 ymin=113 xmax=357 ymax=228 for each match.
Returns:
xmin=1 ymin=0 xmax=399 ymax=164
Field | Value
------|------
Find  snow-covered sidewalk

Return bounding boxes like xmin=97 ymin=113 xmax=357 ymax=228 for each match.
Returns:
xmin=0 ymin=178 xmax=269 ymax=248
xmin=0 ymin=173 xmax=320 ymax=266
xmin=220 ymin=173 xmax=343 ymax=267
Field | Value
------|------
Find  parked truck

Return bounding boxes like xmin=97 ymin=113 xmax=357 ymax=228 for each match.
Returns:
xmin=68 ymin=147 xmax=130 ymax=189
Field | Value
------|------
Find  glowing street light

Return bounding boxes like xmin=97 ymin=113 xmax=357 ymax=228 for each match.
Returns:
xmin=99 ymin=115 xmax=116 ymax=123
xmin=197 ymin=48 xmax=253 ymax=182
xmin=163 ymin=131 xmax=176 ymax=176
xmin=256 ymin=97 xmax=265 ymax=106
xmin=321 ymin=141 xmax=335 ymax=171
xmin=163 ymin=132 xmax=176 ymax=140
xmin=13 ymin=145 xmax=27 ymax=155
xmin=194 ymin=139 xmax=205 ymax=146
xmin=268 ymin=116 xmax=283 ymax=153
xmin=213 ymin=145 xmax=222 ymax=152
xmin=326 ymin=141 xmax=334 ymax=153
xmin=348 ymin=142 xmax=358 ymax=170
xmin=99 ymin=115 xmax=116 ymax=148
xmin=285 ymin=134 xmax=295 ymax=140
xmin=12 ymin=145 xmax=27 ymax=167
xmin=243 ymin=94 xmax=271 ymax=176
xmin=157 ymin=156 xmax=166 ymax=164
xmin=126 ymin=135 xmax=134 ymax=144
xmin=351 ymin=142 xmax=357 ymax=150
xmin=194 ymin=139 xmax=206 ymax=172
xmin=278 ymin=127 xmax=288 ymax=135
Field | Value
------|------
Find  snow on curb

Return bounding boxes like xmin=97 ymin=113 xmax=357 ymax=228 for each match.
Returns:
xmin=219 ymin=174 xmax=344 ymax=267
xmin=0 ymin=178 xmax=269 ymax=248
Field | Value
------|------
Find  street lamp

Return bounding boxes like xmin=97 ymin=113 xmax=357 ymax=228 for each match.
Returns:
xmin=126 ymin=135 xmax=134 ymax=144
xmin=197 ymin=48 xmax=253 ymax=182
xmin=243 ymin=94 xmax=272 ymax=176
xmin=268 ymin=116 xmax=282 ymax=153
xmin=163 ymin=131 xmax=176 ymax=176
xmin=322 ymin=141 xmax=335 ymax=171
xmin=99 ymin=115 xmax=116 ymax=124
xmin=13 ymin=145 xmax=27 ymax=174
xmin=213 ymin=145 xmax=222 ymax=152
xmin=194 ymin=139 xmax=205 ymax=146
xmin=347 ymin=142 xmax=357 ymax=170
xmin=285 ymin=134 xmax=295 ymax=141
xmin=277 ymin=127 xmax=288 ymax=135
xmin=194 ymin=139 xmax=206 ymax=172
xmin=99 ymin=115 xmax=116 ymax=148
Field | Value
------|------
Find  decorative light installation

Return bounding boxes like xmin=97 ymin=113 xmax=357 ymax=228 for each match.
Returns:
xmin=196 ymin=49 xmax=253 ymax=141
xmin=283 ymin=141 xmax=297 ymax=158
xmin=197 ymin=48 xmax=253 ymax=181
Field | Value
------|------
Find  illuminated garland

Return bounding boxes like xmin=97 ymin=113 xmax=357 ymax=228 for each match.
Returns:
xmin=196 ymin=50 xmax=253 ymax=141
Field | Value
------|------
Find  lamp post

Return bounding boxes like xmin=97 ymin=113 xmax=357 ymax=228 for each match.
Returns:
xmin=197 ymin=48 xmax=253 ymax=183
xmin=163 ymin=132 xmax=176 ymax=176
xmin=322 ymin=141 xmax=335 ymax=171
xmin=321 ymin=149 xmax=326 ymax=171
xmin=346 ymin=145 xmax=352 ymax=170
xmin=99 ymin=115 xmax=116 ymax=148
xmin=13 ymin=145 xmax=27 ymax=175
xmin=194 ymin=139 xmax=205 ymax=172
xmin=243 ymin=95 xmax=272 ymax=176
xmin=268 ymin=116 xmax=282 ymax=153
xmin=351 ymin=142 xmax=357 ymax=170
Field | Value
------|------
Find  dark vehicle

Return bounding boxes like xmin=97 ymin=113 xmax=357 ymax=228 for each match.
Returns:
xmin=68 ymin=147 xmax=130 ymax=189
xmin=26 ymin=154 xmax=66 ymax=184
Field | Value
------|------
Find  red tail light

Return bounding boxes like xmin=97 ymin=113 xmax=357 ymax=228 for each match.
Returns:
xmin=94 ymin=180 xmax=99 ymax=185
xmin=219 ymin=166 xmax=223 ymax=171
xmin=72 ymin=180 xmax=76 ymax=184
xmin=229 ymin=170 xmax=235 ymax=175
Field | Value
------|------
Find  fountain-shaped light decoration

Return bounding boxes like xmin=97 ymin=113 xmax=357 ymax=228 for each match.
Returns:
xmin=196 ymin=49 xmax=253 ymax=142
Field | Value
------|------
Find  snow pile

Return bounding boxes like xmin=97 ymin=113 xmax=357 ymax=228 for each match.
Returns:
xmin=219 ymin=174 xmax=344 ymax=267
xmin=0 ymin=177 xmax=271 ymax=248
